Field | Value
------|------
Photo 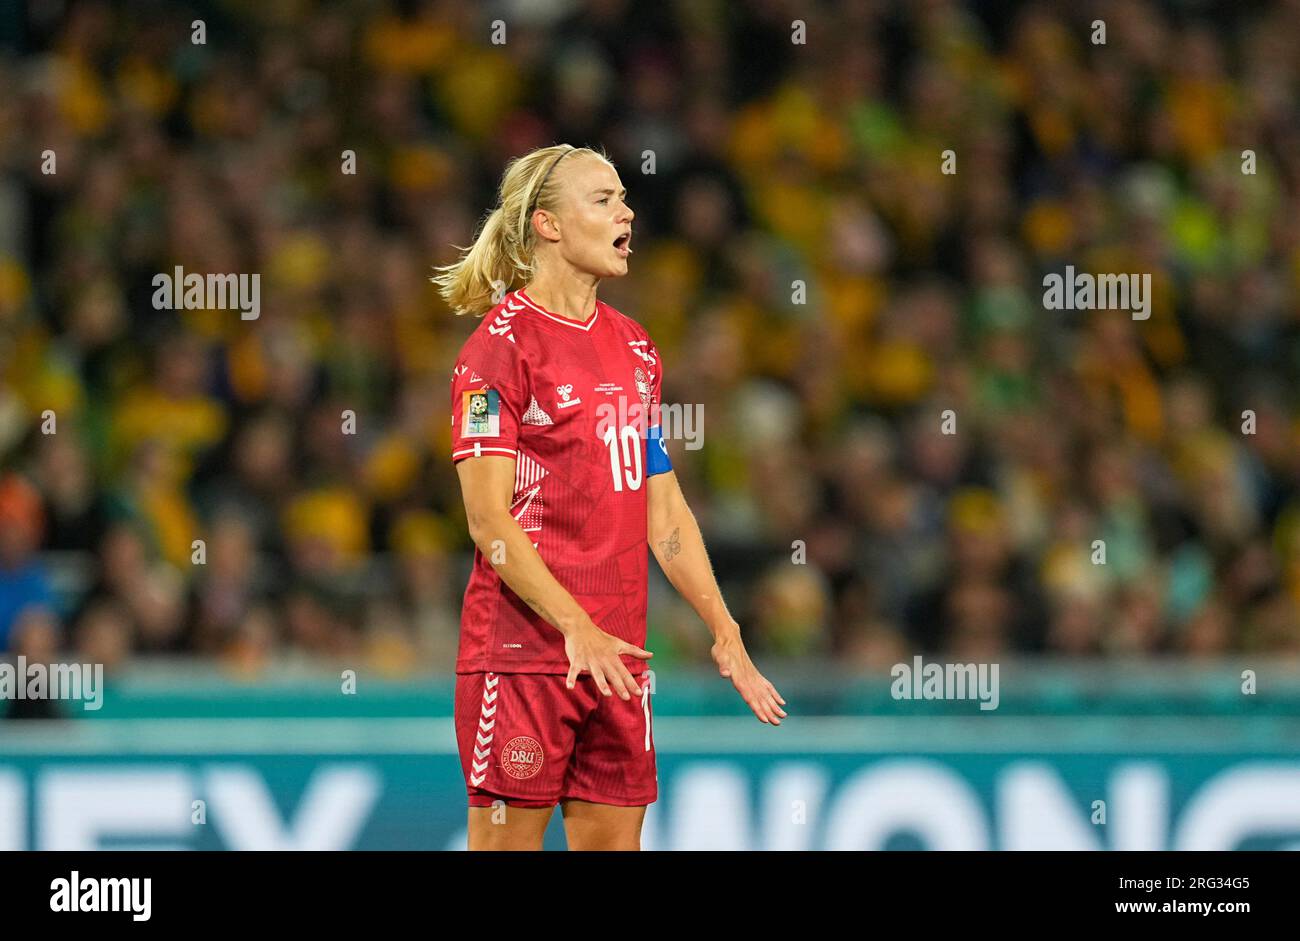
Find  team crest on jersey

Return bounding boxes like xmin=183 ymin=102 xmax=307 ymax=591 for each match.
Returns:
xmin=463 ymin=388 xmax=500 ymax=437
xmin=634 ymin=367 xmax=651 ymax=410
xmin=501 ymin=735 xmax=544 ymax=780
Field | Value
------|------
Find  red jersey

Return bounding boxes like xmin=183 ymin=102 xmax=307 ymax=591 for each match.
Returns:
xmin=450 ymin=289 xmax=666 ymax=674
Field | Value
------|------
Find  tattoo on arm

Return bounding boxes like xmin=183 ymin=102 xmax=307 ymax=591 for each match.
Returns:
xmin=659 ymin=527 xmax=681 ymax=562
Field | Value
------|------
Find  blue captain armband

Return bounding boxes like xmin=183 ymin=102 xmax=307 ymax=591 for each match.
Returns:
xmin=646 ymin=423 xmax=673 ymax=476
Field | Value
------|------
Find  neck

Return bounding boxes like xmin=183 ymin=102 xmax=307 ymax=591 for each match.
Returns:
xmin=523 ymin=269 xmax=599 ymax=322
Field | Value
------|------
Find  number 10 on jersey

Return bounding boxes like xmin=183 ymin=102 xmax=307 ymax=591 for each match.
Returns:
xmin=603 ymin=425 xmax=644 ymax=492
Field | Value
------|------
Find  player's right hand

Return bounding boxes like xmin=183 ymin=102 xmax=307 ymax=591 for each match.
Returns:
xmin=563 ymin=622 xmax=652 ymax=701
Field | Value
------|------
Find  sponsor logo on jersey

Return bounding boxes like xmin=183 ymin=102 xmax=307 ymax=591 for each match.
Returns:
xmin=556 ymin=383 xmax=582 ymax=409
xmin=501 ymin=735 xmax=544 ymax=780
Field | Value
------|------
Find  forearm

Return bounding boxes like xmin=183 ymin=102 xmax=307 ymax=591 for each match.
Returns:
xmin=467 ymin=509 xmax=590 ymax=636
xmin=649 ymin=495 xmax=739 ymax=641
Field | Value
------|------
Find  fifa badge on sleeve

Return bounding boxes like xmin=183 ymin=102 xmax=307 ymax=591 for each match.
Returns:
xmin=463 ymin=388 xmax=501 ymax=437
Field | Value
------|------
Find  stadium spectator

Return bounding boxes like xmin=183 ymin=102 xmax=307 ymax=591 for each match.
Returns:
xmin=0 ymin=1 xmax=1296 ymax=670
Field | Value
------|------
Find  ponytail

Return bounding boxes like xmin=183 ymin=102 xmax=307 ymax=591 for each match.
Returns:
xmin=431 ymin=143 xmax=612 ymax=316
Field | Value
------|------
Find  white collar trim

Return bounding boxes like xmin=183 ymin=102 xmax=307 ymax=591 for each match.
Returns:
xmin=515 ymin=291 xmax=600 ymax=331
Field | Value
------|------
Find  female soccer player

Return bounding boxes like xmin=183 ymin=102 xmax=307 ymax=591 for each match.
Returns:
xmin=433 ymin=144 xmax=786 ymax=851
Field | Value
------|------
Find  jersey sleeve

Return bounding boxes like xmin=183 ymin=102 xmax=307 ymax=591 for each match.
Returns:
xmin=450 ymin=330 xmax=529 ymax=463
xmin=643 ymin=336 xmax=673 ymax=476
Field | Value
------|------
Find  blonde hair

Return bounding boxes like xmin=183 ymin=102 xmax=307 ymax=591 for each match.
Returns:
xmin=432 ymin=144 xmax=613 ymax=316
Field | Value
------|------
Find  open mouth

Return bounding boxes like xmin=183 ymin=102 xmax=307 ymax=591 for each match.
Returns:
xmin=613 ymin=232 xmax=632 ymax=257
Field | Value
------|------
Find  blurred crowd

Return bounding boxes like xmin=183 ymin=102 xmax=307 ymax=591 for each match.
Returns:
xmin=0 ymin=0 xmax=1298 ymax=679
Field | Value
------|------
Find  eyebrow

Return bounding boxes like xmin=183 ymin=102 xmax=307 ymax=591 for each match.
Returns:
xmin=591 ymin=188 xmax=627 ymax=198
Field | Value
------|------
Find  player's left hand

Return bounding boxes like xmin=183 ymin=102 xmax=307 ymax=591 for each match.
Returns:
xmin=711 ymin=632 xmax=787 ymax=725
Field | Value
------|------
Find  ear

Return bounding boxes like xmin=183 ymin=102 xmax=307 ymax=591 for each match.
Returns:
xmin=531 ymin=207 xmax=561 ymax=243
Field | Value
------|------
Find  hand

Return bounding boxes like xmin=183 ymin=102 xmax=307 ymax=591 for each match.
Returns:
xmin=563 ymin=621 xmax=653 ymax=700
xmin=712 ymin=632 xmax=787 ymax=725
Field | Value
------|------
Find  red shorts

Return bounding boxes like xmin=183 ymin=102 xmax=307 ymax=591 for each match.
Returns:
xmin=454 ymin=671 xmax=657 ymax=808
